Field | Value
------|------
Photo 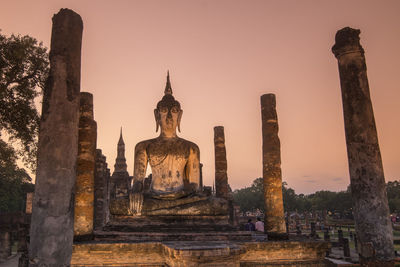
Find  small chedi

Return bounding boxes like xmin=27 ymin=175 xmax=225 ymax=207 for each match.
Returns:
xmin=109 ymin=73 xmax=229 ymax=221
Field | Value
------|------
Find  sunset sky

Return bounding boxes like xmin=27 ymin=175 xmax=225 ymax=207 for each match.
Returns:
xmin=1 ymin=0 xmax=399 ymax=194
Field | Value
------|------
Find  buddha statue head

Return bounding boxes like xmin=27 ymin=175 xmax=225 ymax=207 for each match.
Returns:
xmin=154 ymin=72 xmax=183 ymax=135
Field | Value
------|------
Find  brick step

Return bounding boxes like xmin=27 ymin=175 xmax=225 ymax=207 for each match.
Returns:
xmin=102 ymin=224 xmax=237 ymax=233
xmin=93 ymin=230 xmax=254 ymax=242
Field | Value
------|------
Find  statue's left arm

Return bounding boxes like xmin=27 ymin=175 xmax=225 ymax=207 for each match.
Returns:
xmin=186 ymin=143 xmax=200 ymax=190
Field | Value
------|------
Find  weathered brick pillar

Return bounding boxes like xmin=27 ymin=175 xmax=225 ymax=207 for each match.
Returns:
xmin=332 ymin=27 xmax=394 ymax=264
xmin=94 ymin=150 xmax=109 ymax=230
xmin=214 ymin=126 xmax=228 ymax=200
xmin=105 ymin=167 xmax=111 ymax=225
xmin=74 ymin=92 xmax=97 ymax=237
xmin=260 ymin=94 xmax=287 ymax=239
xmin=29 ymin=9 xmax=83 ymax=266
xmin=25 ymin=193 xmax=33 ymax=214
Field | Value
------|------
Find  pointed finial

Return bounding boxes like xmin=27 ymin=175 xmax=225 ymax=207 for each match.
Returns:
xmin=118 ymin=127 xmax=124 ymax=145
xmin=164 ymin=70 xmax=172 ymax=95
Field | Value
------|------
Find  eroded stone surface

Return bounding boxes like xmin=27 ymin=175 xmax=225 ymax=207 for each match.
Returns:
xmin=260 ymin=94 xmax=287 ymax=239
xmin=332 ymin=27 xmax=394 ymax=263
xmin=74 ymin=92 xmax=97 ymax=237
xmin=29 ymin=8 xmax=83 ymax=266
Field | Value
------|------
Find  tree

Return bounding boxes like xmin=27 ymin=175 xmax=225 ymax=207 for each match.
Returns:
xmin=233 ymin=177 xmax=264 ymax=213
xmin=0 ymin=31 xmax=48 ymax=212
xmin=386 ymin=181 xmax=400 ymax=213
xmin=0 ymin=138 xmax=34 ymax=212
xmin=234 ymin=177 xmax=400 ymax=217
xmin=0 ymin=30 xmax=49 ymax=171
xmin=282 ymin=181 xmax=298 ymax=212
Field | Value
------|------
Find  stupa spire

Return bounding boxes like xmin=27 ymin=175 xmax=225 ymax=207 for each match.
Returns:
xmin=118 ymin=127 xmax=124 ymax=145
xmin=164 ymin=70 xmax=172 ymax=95
xmin=114 ymin=127 xmax=127 ymax=173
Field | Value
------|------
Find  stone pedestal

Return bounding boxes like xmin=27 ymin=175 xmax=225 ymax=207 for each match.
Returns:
xmin=29 ymin=8 xmax=83 ymax=266
xmin=332 ymin=27 xmax=394 ymax=264
xmin=214 ymin=126 xmax=229 ymax=200
xmin=260 ymin=94 xmax=287 ymax=239
xmin=74 ymin=92 xmax=97 ymax=237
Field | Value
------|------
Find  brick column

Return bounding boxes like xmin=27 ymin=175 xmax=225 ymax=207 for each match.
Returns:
xmin=74 ymin=92 xmax=97 ymax=237
xmin=214 ymin=126 xmax=228 ymax=200
xmin=260 ymin=94 xmax=287 ymax=240
xmin=332 ymin=27 xmax=394 ymax=264
xmin=94 ymin=150 xmax=110 ymax=229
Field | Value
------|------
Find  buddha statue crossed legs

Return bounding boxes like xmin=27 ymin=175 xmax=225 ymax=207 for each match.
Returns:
xmin=128 ymin=73 xmax=227 ymax=216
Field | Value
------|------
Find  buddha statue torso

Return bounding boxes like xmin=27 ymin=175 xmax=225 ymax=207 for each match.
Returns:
xmin=134 ymin=137 xmax=200 ymax=199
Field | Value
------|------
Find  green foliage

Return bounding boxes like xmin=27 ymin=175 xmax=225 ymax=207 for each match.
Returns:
xmin=233 ymin=177 xmax=399 ymax=215
xmin=283 ymin=182 xmax=352 ymax=213
xmin=0 ymin=30 xmax=49 ymax=171
xmin=0 ymin=139 xmax=34 ymax=212
xmin=0 ymin=31 xmax=47 ymax=212
xmin=233 ymin=177 xmax=264 ymax=213
xmin=387 ymin=181 xmax=400 ymax=213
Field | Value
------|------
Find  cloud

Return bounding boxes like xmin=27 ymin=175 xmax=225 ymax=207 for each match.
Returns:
xmin=305 ymin=179 xmax=317 ymax=183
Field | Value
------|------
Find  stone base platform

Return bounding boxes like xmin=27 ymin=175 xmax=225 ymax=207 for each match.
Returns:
xmin=71 ymin=240 xmax=330 ymax=266
xmin=105 ymin=215 xmax=236 ymax=232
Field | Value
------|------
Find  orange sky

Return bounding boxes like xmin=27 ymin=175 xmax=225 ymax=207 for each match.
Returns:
xmin=1 ymin=0 xmax=399 ymax=194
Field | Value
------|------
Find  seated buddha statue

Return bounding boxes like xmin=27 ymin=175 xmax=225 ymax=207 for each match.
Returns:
xmin=128 ymin=73 xmax=227 ymax=216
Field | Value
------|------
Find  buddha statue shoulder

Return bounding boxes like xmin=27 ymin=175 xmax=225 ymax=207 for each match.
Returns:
xmin=130 ymin=73 xmax=201 ymax=215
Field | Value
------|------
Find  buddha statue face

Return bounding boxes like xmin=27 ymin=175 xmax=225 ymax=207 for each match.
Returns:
xmin=154 ymin=94 xmax=183 ymax=134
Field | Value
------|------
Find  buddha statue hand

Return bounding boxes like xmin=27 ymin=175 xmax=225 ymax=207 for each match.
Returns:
xmin=130 ymin=180 xmax=144 ymax=215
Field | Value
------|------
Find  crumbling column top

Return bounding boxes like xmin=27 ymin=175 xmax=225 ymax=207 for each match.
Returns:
xmin=214 ymin=126 xmax=225 ymax=141
xmin=80 ymin=92 xmax=94 ymax=118
xmin=332 ymin=27 xmax=364 ymax=58
xmin=261 ymin=94 xmax=276 ymax=106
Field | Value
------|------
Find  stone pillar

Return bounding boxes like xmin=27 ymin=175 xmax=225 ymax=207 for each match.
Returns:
xmin=310 ymin=222 xmax=316 ymax=238
xmin=25 ymin=193 xmax=33 ymax=214
xmin=343 ymin=238 xmax=351 ymax=260
xmin=214 ymin=126 xmax=228 ymax=199
xmin=324 ymin=229 xmax=331 ymax=257
xmin=260 ymin=94 xmax=287 ymax=239
xmin=0 ymin=232 xmax=11 ymax=260
xmin=199 ymin=163 xmax=203 ymax=189
xmin=74 ymin=92 xmax=97 ymax=237
xmin=338 ymin=229 xmax=344 ymax=244
xmin=94 ymin=149 xmax=110 ymax=230
xmin=29 ymin=9 xmax=83 ymax=266
xmin=105 ymin=167 xmax=111 ymax=224
xmin=332 ymin=27 xmax=394 ymax=264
